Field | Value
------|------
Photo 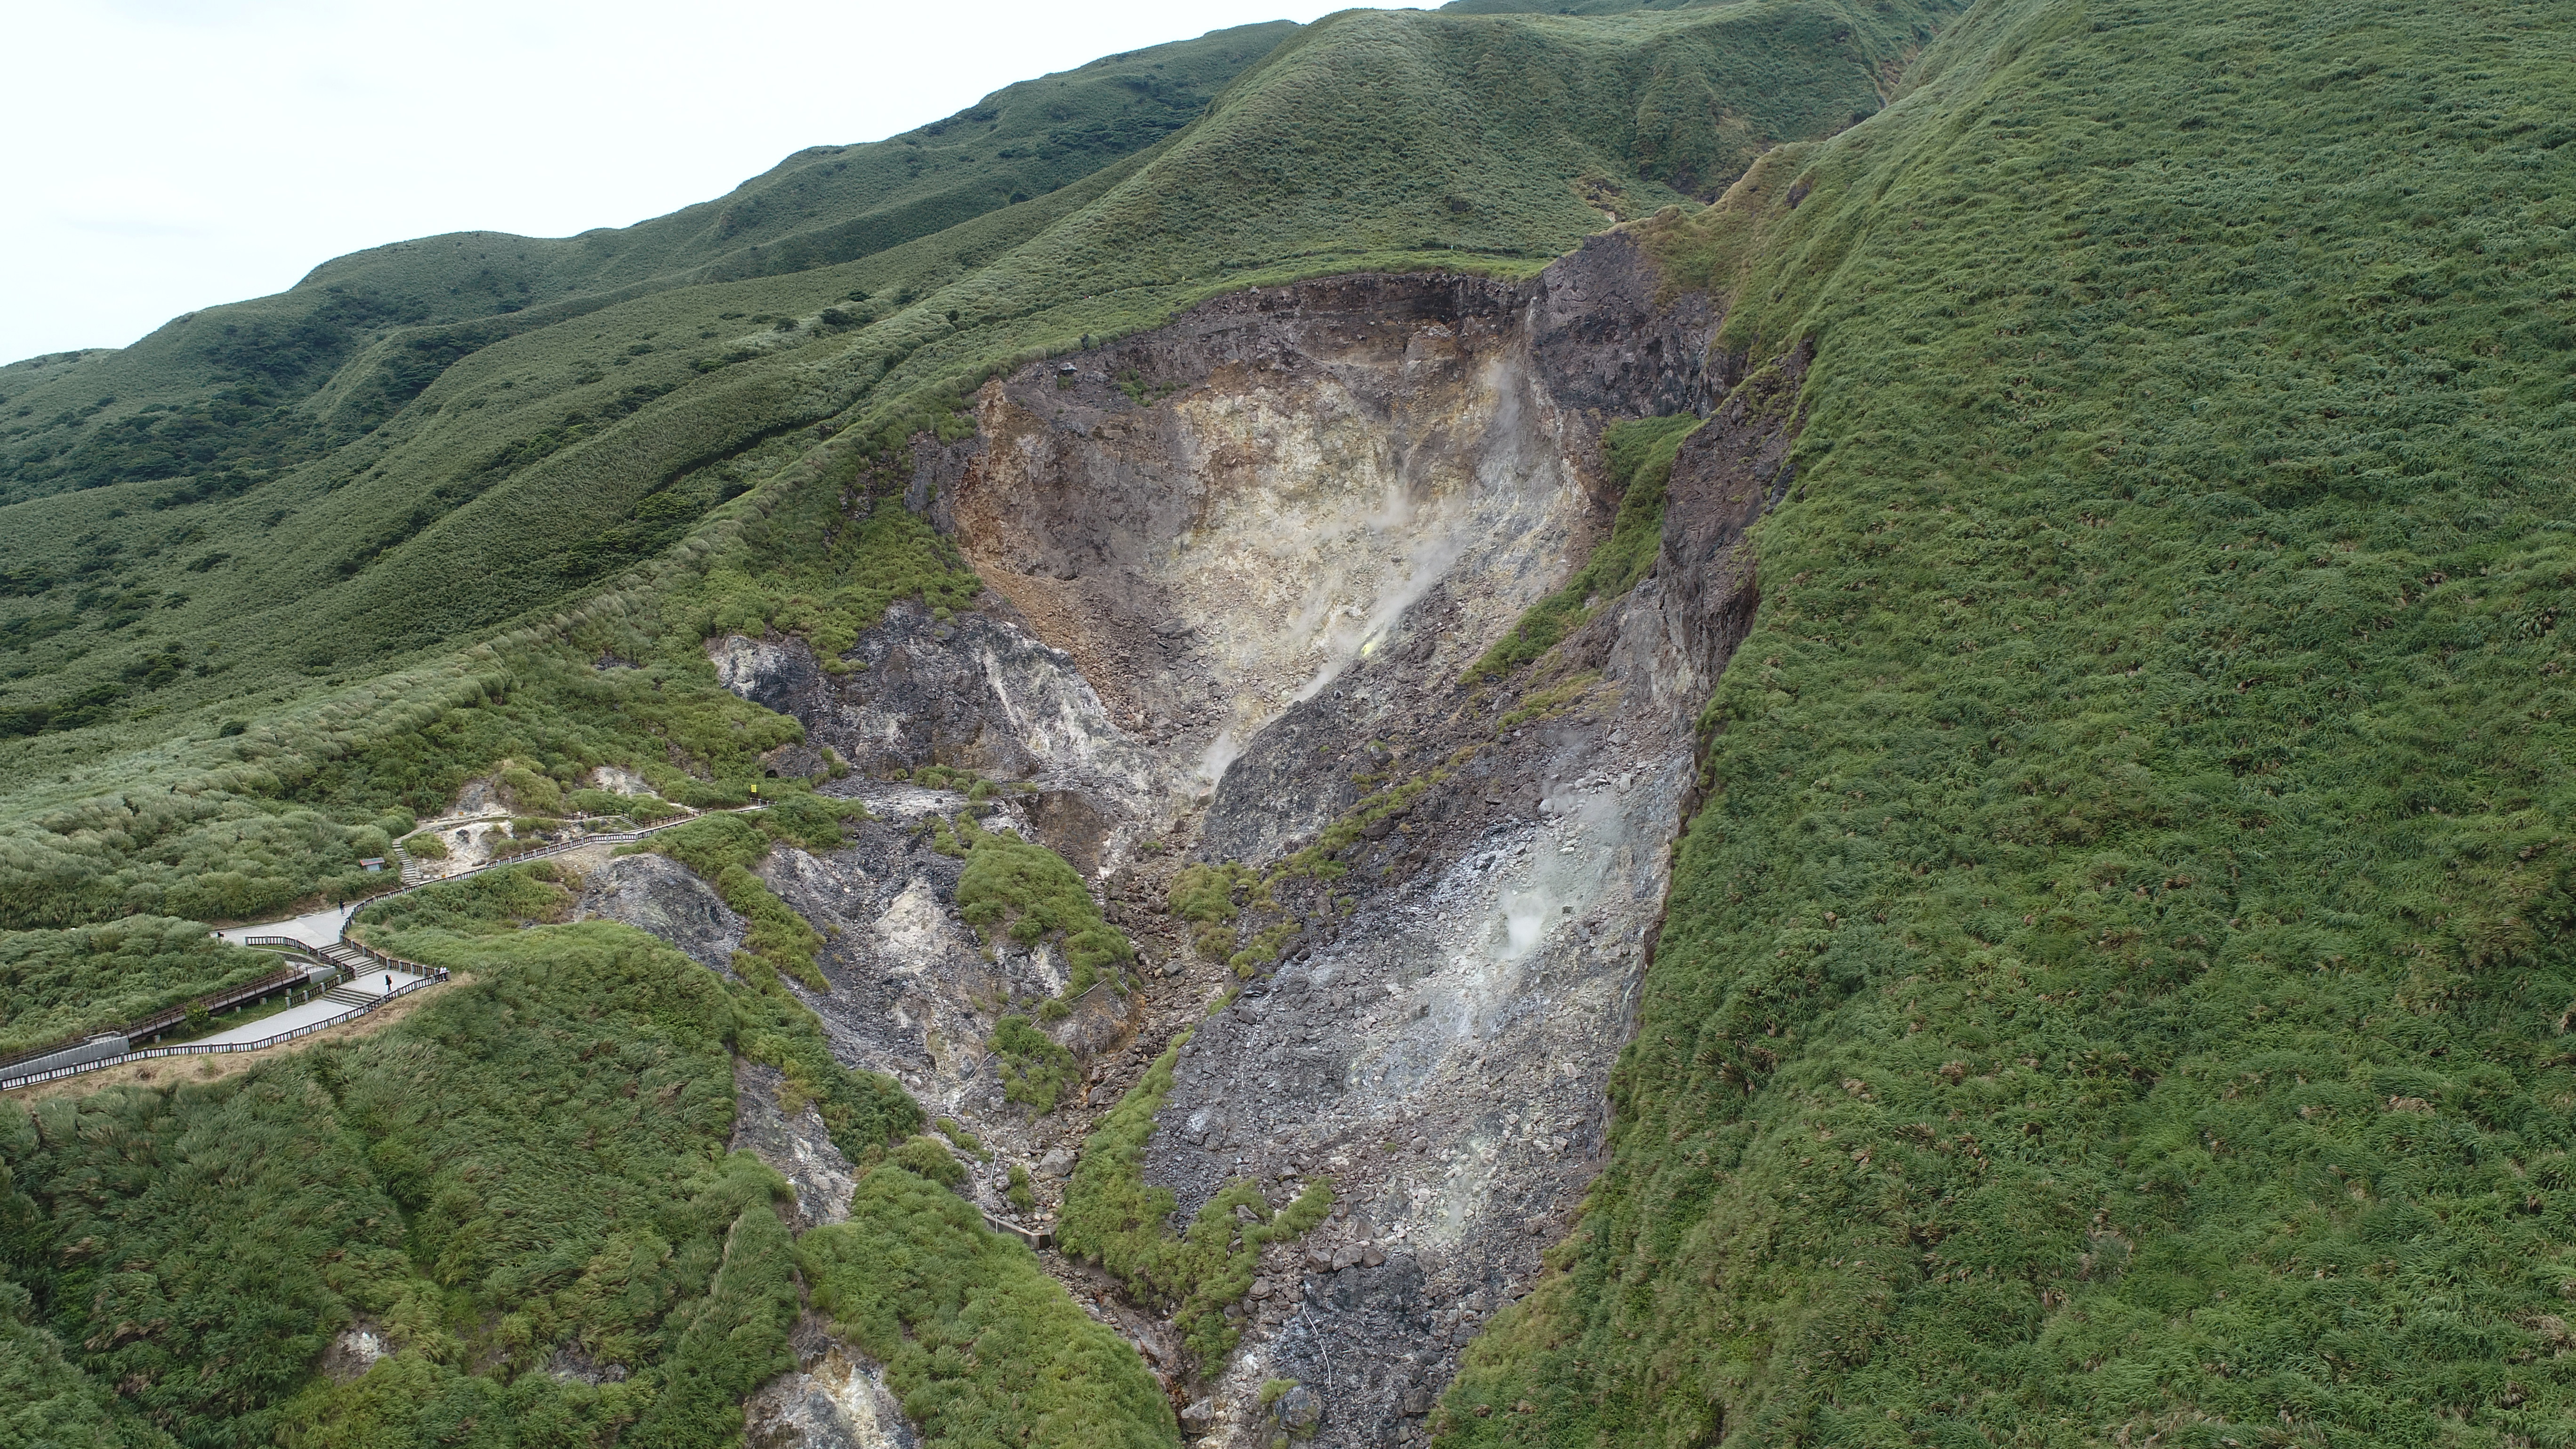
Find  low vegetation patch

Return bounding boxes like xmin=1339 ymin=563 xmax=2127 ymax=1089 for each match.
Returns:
xmin=804 ymin=1165 xmax=1179 ymax=1449
xmin=989 ymin=1014 xmax=1078 ymax=1114
xmin=953 ymin=813 xmax=1134 ymax=1000
xmin=1057 ymin=1034 xmax=1333 ymax=1365
xmin=355 ymin=859 xmax=575 ymax=934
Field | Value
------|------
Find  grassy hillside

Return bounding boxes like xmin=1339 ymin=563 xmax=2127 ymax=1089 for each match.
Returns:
xmin=42 ymin=0 xmax=2576 ymax=1440
xmin=1439 ymin=0 xmax=2576 ymax=1441
xmin=0 ymin=21 xmax=1294 ymax=779
xmin=0 ymin=867 xmax=1176 ymax=1449
xmin=0 ymin=0 xmax=1953 ymax=947
xmin=0 ymin=22 xmax=1295 ymax=501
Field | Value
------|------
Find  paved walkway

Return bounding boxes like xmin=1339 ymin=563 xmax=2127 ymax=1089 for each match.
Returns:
xmin=217 ymin=902 xmax=359 ymax=950
xmin=192 ymin=968 xmax=430 ymax=1046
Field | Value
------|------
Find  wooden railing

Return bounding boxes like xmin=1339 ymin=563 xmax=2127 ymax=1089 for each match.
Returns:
xmin=0 ymin=965 xmax=450 ymax=1092
xmin=120 ymin=965 xmax=313 ymax=1044
xmin=1 ymin=805 xmax=766 ymax=1093
xmin=0 ymin=962 xmax=317 ymax=1076
xmin=0 ymin=937 xmax=441 ymax=1092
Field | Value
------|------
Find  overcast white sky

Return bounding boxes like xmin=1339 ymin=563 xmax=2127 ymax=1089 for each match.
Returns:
xmin=2 ymin=0 xmax=1359 ymax=365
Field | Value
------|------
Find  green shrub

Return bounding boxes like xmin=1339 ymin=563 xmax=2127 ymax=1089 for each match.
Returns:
xmin=617 ymin=1196 xmax=799 ymax=1449
xmin=2 ymin=920 xmax=775 ymax=1446
xmin=1166 ymin=862 xmax=1257 ymax=958
xmin=646 ymin=810 xmax=771 ymax=878
xmin=751 ymin=785 xmax=857 ymax=853
xmin=566 ymin=786 xmax=634 ymax=817
xmin=891 ymin=1135 xmax=968 ymax=1189
xmin=399 ymin=830 xmax=449 ymax=860
xmin=496 ymin=764 xmax=565 ymax=814
xmin=719 ymin=865 xmax=830 ymax=992
xmin=989 ymin=1014 xmax=1076 ymax=1115
xmin=356 ymin=862 xmax=576 ymax=939
xmin=953 ymin=815 xmax=1132 ymax=998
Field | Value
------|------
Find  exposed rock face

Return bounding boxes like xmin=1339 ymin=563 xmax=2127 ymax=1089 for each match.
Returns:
xmin=744 ymin=1314 xmax=918 ymax=1449
xmin=708 ymin=602 xmax=1168 ymax=847
xmin=952 ymin=263 xmax=1630 ymax=797
xmin=700 ymin=231 xmax=1794 ymax=1443
xmin=1161 ymin=563 xmax=1714 ymax=1444
xmin=319 ymin=1319 xmax=393 ymax=1382
xmin=573 ymin=774 xmax=1122 ymax=1226
xmin=755 ymin=785 xmax=1137 ymax=1088
xmin=1653 ymin=338 xmax=1811 ymax=708
xmin=730 ymin=1060 xmax=858 ymax=1229
xmin=575 ymin=852 xmax=745 ymax=976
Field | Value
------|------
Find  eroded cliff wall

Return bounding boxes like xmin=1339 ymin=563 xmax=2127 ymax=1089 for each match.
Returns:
xmin=681 ymin=232 xmax=1796 ymax=1445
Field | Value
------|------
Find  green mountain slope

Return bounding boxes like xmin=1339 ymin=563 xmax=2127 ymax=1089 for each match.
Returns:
xmin=0 ymin=22 xmax=1294 ymax=503
xmin=0 ymin=0 xmax=1946 ymax=826
xmin=0 ymin=6 xmax=1960 ymax=1446
xmin=1440 ymin=0 xmax=2576 ymax=1441
xmin=15 ymin=0 xmax=2564 ymax=1441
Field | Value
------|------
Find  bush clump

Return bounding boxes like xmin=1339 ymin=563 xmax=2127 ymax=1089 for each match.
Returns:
xmin=989 ymin=1014 xmax=1077 ymax=1114
xmin=354 ymin=861 xmax=574 ymax=937
xmin=953 ymin=815 xmax=1133 ymax=998
xmin=802 ymin=1166 xmax=1178 ymax=1449
xmin=891 ymin=1134 xmax=968 ymax=1189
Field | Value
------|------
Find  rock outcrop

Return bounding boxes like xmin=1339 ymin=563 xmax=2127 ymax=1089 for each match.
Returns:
xmin=575 ymin=852 xmax=746 ymax=976
xmin=743 ymin=1314 xmax=918 ymax=1449
xmin=730 ymin=1060 xmax=859 ymax=1230
xmin=697 ymin=229 xmax=1797 ymax=1443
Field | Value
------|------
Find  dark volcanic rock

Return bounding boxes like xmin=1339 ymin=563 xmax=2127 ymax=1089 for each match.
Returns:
xmin=729 ymin=1060 xmax=858 ymax=1229
xmin=575 ymin=852 xmax=745 ymax=975
xmin=696 ymin=239 xmax=1801 ymax=1445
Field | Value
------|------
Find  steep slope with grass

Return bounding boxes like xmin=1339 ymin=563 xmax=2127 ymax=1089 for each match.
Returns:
xmin=0 ymin=22 xmax=1296 ymax=505
xmin=0 ymin=865 xmax=1178 ymax=1449
xmin=10 ymin=0 xmax=2560 ymax=1441
xmin=1437 ymin=0 xmax=2576 ymax=1441
xmin=0 ymin=0 xmax=1948 ymax=804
